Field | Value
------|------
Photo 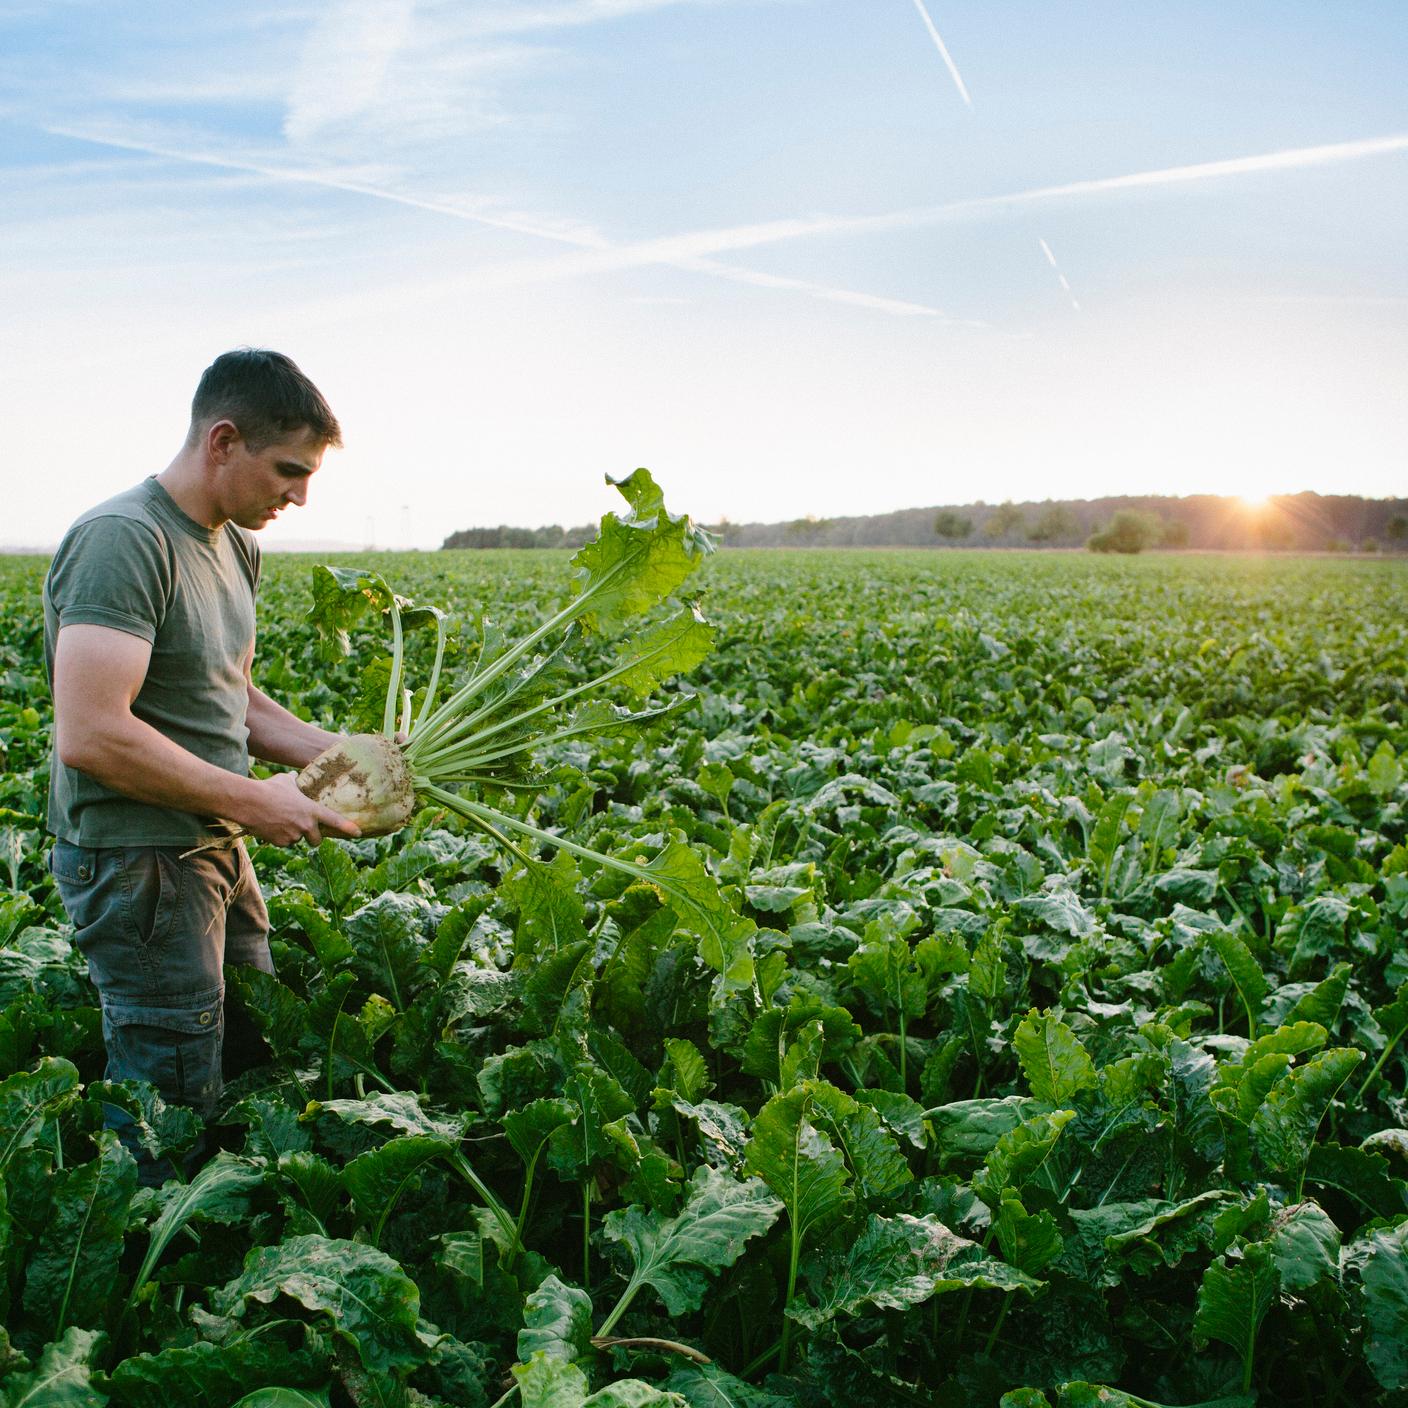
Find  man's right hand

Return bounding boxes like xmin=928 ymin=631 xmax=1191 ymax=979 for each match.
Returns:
xmin=236 ymin=772 xmax=362 ymax=847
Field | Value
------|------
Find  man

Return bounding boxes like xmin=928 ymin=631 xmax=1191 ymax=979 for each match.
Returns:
xmin=44 ymin=348 xmax=360 ymax=1180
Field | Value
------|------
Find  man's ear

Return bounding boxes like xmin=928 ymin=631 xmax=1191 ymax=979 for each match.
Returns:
xmin=206 ymin=420 xmax=242 ymax=462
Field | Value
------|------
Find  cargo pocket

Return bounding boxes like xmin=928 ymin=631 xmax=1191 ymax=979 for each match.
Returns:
xmin=50 ymin=839 xmax=135 ymax=963
xmin=50 ymin=840 xmax=106 ymax=933
xmin=103 ymin=994 xmax=224 ymax=1121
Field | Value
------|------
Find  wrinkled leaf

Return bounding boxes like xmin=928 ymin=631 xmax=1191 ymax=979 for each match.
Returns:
xmin=602 ymin=1164 xmax=781 ymax=1315
xmin=214 ymin=1235 xmax=428 ymax=1376
xmin=790 ymin=1212 xmax=1040 ymax=1329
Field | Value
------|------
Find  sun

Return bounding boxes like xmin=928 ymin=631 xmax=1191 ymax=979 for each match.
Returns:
xmin=1230 ymin=477 xmax=1279 ymax=511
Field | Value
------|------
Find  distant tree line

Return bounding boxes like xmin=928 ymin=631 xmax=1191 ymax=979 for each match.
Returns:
xmin=716 ymin=493 xmax=1408 ymax=553
xmin=441 ymin=523 xmax=595 ymax=550
xmin=440 ymin=495 xmax=1408 ymax=553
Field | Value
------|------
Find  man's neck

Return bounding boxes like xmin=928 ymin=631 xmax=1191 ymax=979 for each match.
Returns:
xmin=156 ymin=451 xmax=226 ymax=530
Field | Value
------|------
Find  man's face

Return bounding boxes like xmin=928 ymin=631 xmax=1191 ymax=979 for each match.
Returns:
xmin=217 ymin=426 xmax=327 ymax=531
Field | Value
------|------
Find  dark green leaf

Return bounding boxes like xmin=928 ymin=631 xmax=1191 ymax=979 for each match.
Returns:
xmin=664 ymin=1363 xmax=792 ymax=1407
xmin=128 ymin=1154 xmax=268 ymax=1306
xmin=108 ymin=1337 xmax=329 ymax=1408
xmin=213 ymin=1234 xmax=429 ymax=1377
xmin=231 ymin=1391 xmax=330 ymax=1408
xmin=972 ymin=1109 xmax=1075 ymax=1210
xmin=22 ymin=1130 xmax=136 ymax=1337
xmin=635 ymin=843 xmax=755 ymax=996
xmin=512 ymin=1350 xmax=589 ymax=1408
xmin=1013 ymin=1009 xmax=1097 ymax=1105
xmin=344 ymin=894 xmax=433 ymax=1011
xmin=547 ymin=1063 xmax=635 ymax=1181
xmin=1206 ymin=931 xmax=1269 ymax=1024
xmin=790 ymin=1211 xmax=1040 ymax=1329
xmin=0 ymin=1326 xmax=105 ymax=1407
xmin=740 ymin=1002 xmax=860 ymax=1088
xmin=743 ymin=1083 xmax=852 ymax=1244
xmin=928 ymin=1096 xmax=1045 ymax=1167
xmin=312 ymin=1092 xmax=468 ymax=1142
xmin=1359 ymin=1221 xmax=1408 ymax=1390
xmin=504 ymin=1098 xmax=579 ymax=1170
xmin=343 ymin=1136 xmax=446 ymax=1243
xmin=1250 ymin=1046 xmax=1363 ymax=1181
xmin=1193 ymin=1241 xmax=1278 ymax=1369
xmin=1265 ymin=1201 xmax=1339 ymax=1293
xmin=0 ymin=1058 xmax=81 ymax=1171
xmin=502 ymin=853 xmax=588 ymax=961
xmin=993 ymin=1192 xmax=1064 ymax=1275
xmin=517 ymin=1274 xmax=594 ymax=1364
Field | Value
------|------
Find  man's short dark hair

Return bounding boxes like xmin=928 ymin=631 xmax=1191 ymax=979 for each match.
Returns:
xmin=189 ymin=348 xmax=343 ymax=452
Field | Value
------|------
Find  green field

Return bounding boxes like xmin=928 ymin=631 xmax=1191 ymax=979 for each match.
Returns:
xmin=1 ymin=547 xmax=1406 ymax=1408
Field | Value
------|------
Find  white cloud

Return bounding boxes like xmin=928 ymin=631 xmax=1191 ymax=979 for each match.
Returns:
xmin=284 ymin=0 xmax=418 ymax=145
xmin=459 ymin=0 xmax=739 ymax=37
xmin=274 ymin=0 xmax=763 ymax=157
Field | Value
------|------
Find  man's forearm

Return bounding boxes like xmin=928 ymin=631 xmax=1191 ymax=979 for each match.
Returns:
xmin=246 ymin=685 xmax=341 ymax=768
xmin=58 ymin=710 xmax=264 ymax=827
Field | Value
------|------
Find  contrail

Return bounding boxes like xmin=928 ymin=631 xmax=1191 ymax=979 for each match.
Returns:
xmin=984 ymin=131 xmax=1408 ymax=208
xmin=42 ymin=123 xmax=968 ymax=322
xmin=425 ymin=130 xmax=1408 ymax=280
xmin=47 ymin=123 xmax=1408 ymax=311
xmin=1038 ymin=237 xmax=1080 ymax=312
xmin=910 ymin=0 xmax=973 ymax=108
xmin=42 ymin=124 xmax=596 ymax=246
xmin=617 ymin=131 xmax=1408 ymax=252
xmin=907 ymin=5 xmax=1072 ymax=319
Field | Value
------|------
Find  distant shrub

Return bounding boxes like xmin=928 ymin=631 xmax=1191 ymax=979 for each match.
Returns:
xmin=982 ymin=502 xmax=1026 ymax=539
xmin=1325 ymin=537 xmax=1351 ymax=553
xmin=1360 ymin=538 xmax=1379 ymax=553
xmin=933 ymin=510 xmax=973 ymax=539
xmin=785 ymin=516 xmax=833 ymax=544
xmin=1160 ymin=519 xmax=1191 ymax=548
xmin=1026 ymin=504 xmax=1078 ymax=542
xmin=1088 ymin=510 xmax=1163 ymax=554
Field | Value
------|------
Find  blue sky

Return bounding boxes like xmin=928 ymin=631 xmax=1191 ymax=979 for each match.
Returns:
xmin=2 ymin=0 xmax=1405 ymax=547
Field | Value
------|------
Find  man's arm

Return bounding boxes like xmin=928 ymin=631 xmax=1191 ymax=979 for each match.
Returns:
xmin=243 ymin=641 xmax=407 ymax=764
xmin=53 ymin=624 xmax=359 ymax=846
xmin=246 ymin=682 xmax=342 ymax=769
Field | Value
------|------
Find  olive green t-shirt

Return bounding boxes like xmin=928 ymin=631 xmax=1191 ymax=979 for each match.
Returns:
xmin=43 ymin=477 xmax=261 ymax=847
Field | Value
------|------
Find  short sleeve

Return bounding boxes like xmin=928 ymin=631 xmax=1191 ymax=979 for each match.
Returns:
xmin=229 ymin=525 xmax=261 ymax=596
xmin=46 ymin=515 xmax=172 ymax=643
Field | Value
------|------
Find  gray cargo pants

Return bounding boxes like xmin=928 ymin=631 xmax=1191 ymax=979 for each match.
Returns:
xmin=50 ymin=838 xmax=274 ymax=1181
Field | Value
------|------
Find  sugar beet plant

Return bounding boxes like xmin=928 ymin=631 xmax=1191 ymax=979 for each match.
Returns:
xmin=286 ymin=470 xmax=753 ymax=996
